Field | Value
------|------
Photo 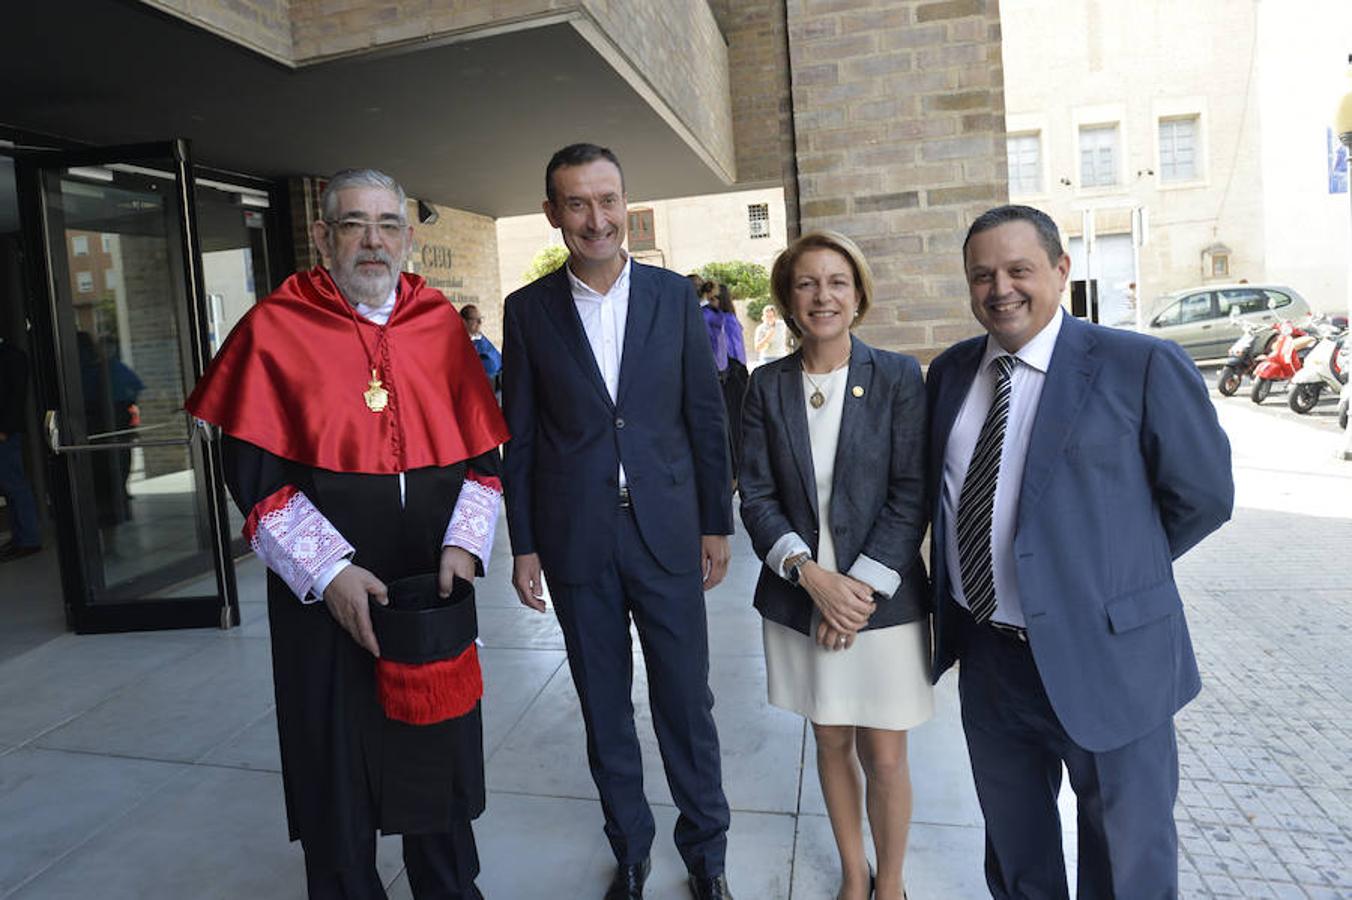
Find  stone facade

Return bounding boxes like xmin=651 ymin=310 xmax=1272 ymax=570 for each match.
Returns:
xmin=140 ymin=0 xmax=292 ymax=63
xmin=784 ymin=0 xmax=1007 ymax=360
xmin=410 ymin=204 xmax=501 ymax=337
xmin=709 ymin=1 xmax=801 ymax=236
xmin=1002 ymin=0 xmax=1267 ymax=323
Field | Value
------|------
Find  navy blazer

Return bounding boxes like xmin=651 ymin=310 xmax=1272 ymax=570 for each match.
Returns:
xmin=500 ymin=261 xmax=733 ymax=584
xmin=739 ymin=337 xmax=929 ymax=635
xmin=926 ymin=315 xmax=1234 ymax=752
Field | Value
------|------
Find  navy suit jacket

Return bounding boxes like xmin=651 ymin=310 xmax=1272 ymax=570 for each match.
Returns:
xmin=501 ymin=261 xmax=733 ymax=585
xmin=926 ymin=315 xmax=1234 ymax=752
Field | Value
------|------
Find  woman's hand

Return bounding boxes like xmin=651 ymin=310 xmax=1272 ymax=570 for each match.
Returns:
xmin=799 ymin=562 xmax=876 ymax=635
xmin=816 ymin=619 xmax=857 ymax=651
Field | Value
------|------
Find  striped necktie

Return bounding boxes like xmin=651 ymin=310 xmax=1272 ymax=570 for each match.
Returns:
xmin=956 ymin=355 xmax=1016 ymax=624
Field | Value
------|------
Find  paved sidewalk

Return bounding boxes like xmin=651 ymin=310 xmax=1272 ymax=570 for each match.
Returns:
xmin=0 ymin=396 xmax=1349 ymax=899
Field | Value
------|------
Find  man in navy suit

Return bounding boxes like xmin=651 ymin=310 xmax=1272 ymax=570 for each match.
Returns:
xmin=501 ymin=144 xmax=735 ymax=900
xmin=927 ymin=205 xmax=1233 ymax=898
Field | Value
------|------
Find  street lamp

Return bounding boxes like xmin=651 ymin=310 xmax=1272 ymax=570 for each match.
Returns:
xmin=1336 ymin=54 xmax=1352 ymax=459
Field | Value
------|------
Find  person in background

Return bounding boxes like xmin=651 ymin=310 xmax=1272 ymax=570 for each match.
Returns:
xmin=459 ymin=304 xmax=501 ymax=391
xmin=753 ymin=304 xmax=788 ymax=368
xmin=740 ymin=230 xmax=932 ymax=900
xmin=0 ymin=336 xmax=41 ymax=561
xmin=698 ymin=279 xmax=730 ymax=377
xmin=715 ymin=283 xmax=748 ymax=482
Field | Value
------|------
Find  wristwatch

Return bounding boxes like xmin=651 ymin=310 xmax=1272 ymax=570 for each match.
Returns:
xmin=784 ymin=552 xmax=812 ymax=585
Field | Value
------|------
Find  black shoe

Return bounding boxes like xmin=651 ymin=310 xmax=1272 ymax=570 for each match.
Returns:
xmin=605 ymin=857 xmax=651 ymax=900
xmin=687 ymin=872 xmax=734 ymax=900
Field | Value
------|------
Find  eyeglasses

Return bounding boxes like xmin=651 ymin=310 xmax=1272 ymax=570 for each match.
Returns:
xmin=324 ymin=218 xmax=407 ymax=240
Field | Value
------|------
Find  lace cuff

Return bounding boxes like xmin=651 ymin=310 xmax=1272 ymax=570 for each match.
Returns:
xmin=443 ymin=472 xmax=502 ymax=572
xmin=244 ymin=485 xmax=355 ymax=601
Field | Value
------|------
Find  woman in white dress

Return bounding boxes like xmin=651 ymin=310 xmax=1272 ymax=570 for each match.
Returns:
xmin=739 ymin=231 xmax=932 ymax=900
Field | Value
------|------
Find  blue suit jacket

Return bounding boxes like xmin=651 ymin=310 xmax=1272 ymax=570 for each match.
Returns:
xmin=926 ymin=315 xmax=1234 ymax=752
xmin=501 ymin=262 xmax=733 ymax=585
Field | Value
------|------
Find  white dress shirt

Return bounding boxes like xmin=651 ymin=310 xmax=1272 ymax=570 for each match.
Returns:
xmin=567 ymin=256 xmax=632 ymax=488
xmin=941 ymin=306 xmax=1065 ymax=628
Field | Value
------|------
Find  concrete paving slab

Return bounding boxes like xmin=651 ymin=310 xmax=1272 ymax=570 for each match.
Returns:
xmin=0 ymin=748 xmax=186 ymax=896
xmin=7 ymin=765 xmax=311 ymax=900
xmin=479 ymin=647 xmax=567 ymax=760
xmin=199 ymin=708 xmax=281 ymax=772
xmin=0 ymin=633 xmax=205 ymax=747
xmin=35 ymin=637 xmax=275 ymax=763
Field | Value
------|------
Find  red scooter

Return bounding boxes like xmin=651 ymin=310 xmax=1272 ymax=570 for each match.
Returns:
xmin=1250 ymin=317 xmax=1316 ymax=404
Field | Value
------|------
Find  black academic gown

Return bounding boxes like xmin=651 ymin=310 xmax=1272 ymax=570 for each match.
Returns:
xmin=224 ymin=437 xmax=494 ymax=866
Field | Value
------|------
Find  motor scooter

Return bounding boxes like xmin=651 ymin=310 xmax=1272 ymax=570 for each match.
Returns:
xmin=1250 ymin=316 xmax=1316 ymax=404
xmin=1337 ymin=342 xmax=1351 ymax=430
xmin=1217 ymin=314 xmax=1277 ymax=397
xmin=1287 ymin=316 xmax=1348 ymax=413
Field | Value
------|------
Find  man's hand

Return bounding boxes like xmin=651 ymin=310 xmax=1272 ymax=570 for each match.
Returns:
xmin=438 ymin=545 xmax=478 ymax=597
xmin=0 ymin=432 xmax=7 ymax=442
xmin=701 ymin=535 xmax=731 ymax=590
xmin=512 ymin=553 xmax=547 ymax=612
xmin=323 ymin=564 xmax=388 ymax=656
xmin=800 ymin=563 xmax=875 ymax=635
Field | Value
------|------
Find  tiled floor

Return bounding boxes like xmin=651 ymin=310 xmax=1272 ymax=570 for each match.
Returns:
xmin=0 ymin=516 xmax=1000 ymax=900
xmin=2 ymin=396 xmax=1348 ymax=898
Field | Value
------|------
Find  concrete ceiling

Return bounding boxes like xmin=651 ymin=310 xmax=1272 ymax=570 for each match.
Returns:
xmin=0 ymin=1 xmax=732 ymax=218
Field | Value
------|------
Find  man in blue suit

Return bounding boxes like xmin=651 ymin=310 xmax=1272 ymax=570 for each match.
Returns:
xmin=927 ymin=205 xmax=1233 ymax=898
xmin=501 ymin=144 xmax=735 ymax=900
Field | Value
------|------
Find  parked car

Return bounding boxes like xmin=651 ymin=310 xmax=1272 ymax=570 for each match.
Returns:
xmin=1143 ymin=284 xmax=1311 ymax=361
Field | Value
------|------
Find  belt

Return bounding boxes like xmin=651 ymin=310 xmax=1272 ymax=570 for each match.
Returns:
xmin=987 ymin=620 xmax=1028 ymax=643
xmin=618 ymin=486 xmax=632 ymax=509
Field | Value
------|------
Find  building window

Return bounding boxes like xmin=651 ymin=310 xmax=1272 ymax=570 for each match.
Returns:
xmin=1006 ymin=133 xmax=1042 ymax=195
xmin=627 ymin=208 xmax=655 ymax=252
xmin=1159 ymin=116 xmax=1199 ymax=183
xmin=101 ymin=233 xmax=114 ymax=253
xmin=106 ymin=270 xmax=117 ymax=291
xmin=72 ymin=235 xmax=89 ymax=257
xmin=748 ymin=203 xmax=770 ymax=239
xmin=1079 ymin=124 xmax=1119 ymax=188
xmin=76 ymin=271 xmax=94 ymax=293
xmin=1211 ymin=253 xmax=1229 ymax=278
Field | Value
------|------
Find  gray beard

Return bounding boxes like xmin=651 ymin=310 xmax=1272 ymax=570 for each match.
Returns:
xmin=331 ymin=264 xmax=394 ymax=309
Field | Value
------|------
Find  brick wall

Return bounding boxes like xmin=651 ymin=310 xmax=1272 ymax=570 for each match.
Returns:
xmin=712 ymin=1 xmax=801 ymax=238
xmin=119 ymin=236 xmax=192 ymax=480
xmin=581 ymin=0 xmax=735 ymax=181
xmin=786 ymin=0 xmax=1007 ymax=360
xmin=409 ymin=204 xmax=503 ymax=343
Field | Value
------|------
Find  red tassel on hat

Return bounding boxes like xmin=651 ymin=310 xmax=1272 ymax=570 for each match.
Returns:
xmin=376 ymin=644 xmax=483 ymax=726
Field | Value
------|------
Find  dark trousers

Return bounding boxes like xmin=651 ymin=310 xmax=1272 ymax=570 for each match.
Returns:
xmin=958 ymin=618 xmax=1180 ymax=899
xmin=302 ymin=821 xmax=481 ymax=900
xmin=549 ymin=506 xmax=730 ymax=878
xmin=0 ymin=433 xmax=40 ymax=548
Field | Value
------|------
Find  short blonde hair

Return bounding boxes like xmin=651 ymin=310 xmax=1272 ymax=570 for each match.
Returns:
xmin=770 ymin=230 xmax=875 ymax=337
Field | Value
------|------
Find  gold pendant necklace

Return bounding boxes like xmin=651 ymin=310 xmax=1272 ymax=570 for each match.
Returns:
xmin=364 ymin=368 xmax=389 ymax=412
xmin=343 ymin=298 xmax=391 ymax=414
xmin=803 ymin=352 xmax=850 ymax=409
xmin=804 ymin=371 xmax=828 ymax=409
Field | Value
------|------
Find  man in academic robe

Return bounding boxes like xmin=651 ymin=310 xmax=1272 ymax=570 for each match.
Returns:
xmin=187 ymin=168 xmax=509 ymax=900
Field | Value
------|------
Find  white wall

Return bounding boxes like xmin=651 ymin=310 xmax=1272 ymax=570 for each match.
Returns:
xmin=1255 ymin=0 xmax=1352 ymax=315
